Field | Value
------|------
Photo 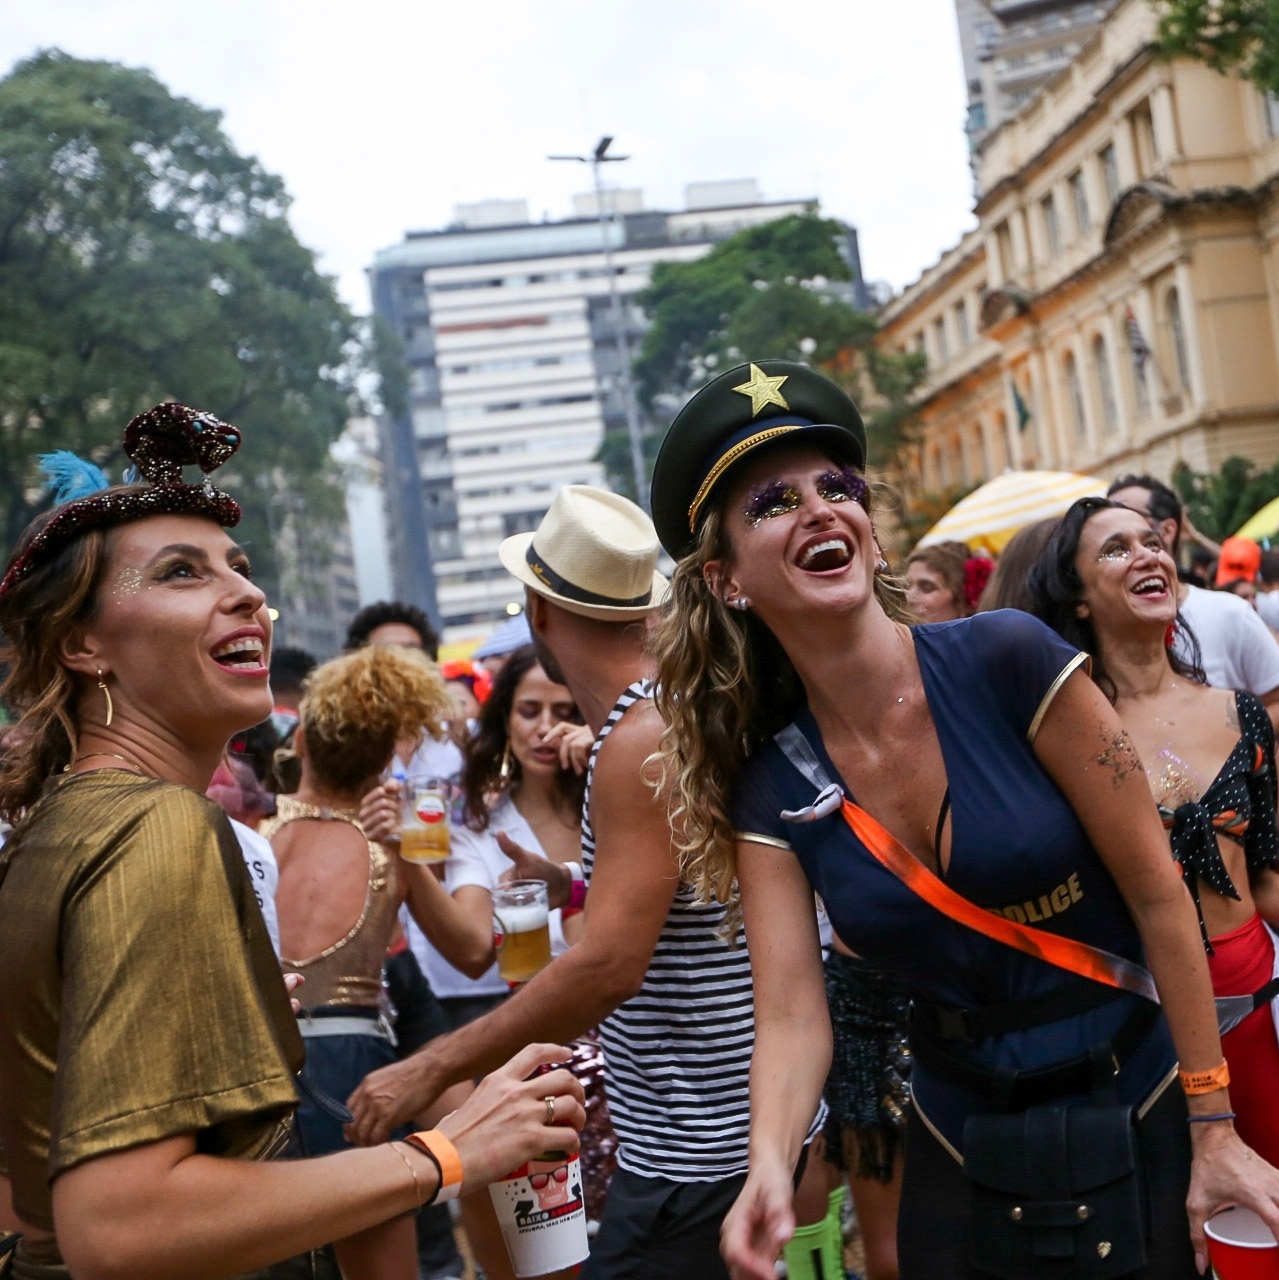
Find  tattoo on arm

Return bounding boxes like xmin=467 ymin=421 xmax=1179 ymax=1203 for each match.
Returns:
xmin=1096 ymin=728 xmax=1142 ymax=791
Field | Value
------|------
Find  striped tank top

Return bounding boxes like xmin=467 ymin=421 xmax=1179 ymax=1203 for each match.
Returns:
xmin=581 ymin=680 xmax=760 ymax=1181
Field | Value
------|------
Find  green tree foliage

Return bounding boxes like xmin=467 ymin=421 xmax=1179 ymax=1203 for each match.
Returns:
xmin=607 ymin=213 xmax=924 ymax=497
xmin=1154 ymin=0 xmax=1279 ymax=97
xmin=1173 ymin=454 xmax=1279 ymax=539
xmin=0 ymin=50 xmax=359 ymax=595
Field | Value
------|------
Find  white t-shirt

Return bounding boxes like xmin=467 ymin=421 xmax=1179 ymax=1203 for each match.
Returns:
xmin=1257 ymin=589 xmax=1279 ymax=632
xmin=231 ymin=817 xmax=280 ymax=957
xmin=393 ymin=733 xmax=514 ymax=1000
xmin=446 ymin=793 xmax=569 ymax=957
xmin=405 ymin=793 xmax=571 ymax=1000
xmin=1177 ymin=584 xmax=1279 ymax=696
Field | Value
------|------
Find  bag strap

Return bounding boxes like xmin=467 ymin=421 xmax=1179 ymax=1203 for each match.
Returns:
xmin=774 ymin=724 xmax=1160 ymax=1005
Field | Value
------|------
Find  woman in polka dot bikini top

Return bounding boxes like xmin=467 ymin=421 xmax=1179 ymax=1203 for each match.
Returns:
xmin=1030 ymin=497 xmax=1279 ymax=1166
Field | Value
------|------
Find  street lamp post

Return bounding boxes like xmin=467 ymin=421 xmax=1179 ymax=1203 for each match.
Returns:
xmin=548 ymin=136 xmax=650 ymax=509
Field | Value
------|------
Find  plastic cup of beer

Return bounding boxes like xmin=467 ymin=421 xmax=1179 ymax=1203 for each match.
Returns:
xmin=400 ymin=775 xmax=451 ymax=864
xmin=493 ymin=880 xmax=552 ymax=984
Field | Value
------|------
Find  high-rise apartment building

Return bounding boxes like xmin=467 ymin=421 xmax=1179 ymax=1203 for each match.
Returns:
xmin=370 ymin=184 xmax=868 ymax=639
xmin=955 ymin=0 xmax=1112 ymax=158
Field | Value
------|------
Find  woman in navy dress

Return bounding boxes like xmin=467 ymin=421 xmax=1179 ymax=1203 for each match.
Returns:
xmin=645 ymin=361 xmax=1279 ymax=1280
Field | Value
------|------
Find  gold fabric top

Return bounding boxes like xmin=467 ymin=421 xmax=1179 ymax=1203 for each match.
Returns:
xmin=264 ymin=795 xmax=399 ymax=1009
xmin=0 ymin=770 xmax=303 ymax=1238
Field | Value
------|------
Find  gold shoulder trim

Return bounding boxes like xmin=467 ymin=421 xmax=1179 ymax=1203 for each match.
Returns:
xmin=734 ymin=830 xmax=793 ymax=851
xmin=1027 ymin=651 xmax=1091 ymax=744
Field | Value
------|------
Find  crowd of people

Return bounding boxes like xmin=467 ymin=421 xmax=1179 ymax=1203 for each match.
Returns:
xmin=1 ymin=370 xmax=1279 ymax=1280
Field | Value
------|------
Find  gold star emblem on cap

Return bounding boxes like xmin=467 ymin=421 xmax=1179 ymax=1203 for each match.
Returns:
xmin=731 ymin=364 xmax=790 ymax=417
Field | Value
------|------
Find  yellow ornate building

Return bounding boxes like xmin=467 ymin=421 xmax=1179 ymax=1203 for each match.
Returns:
xmin=879 ymin=0 xmax=1279 ymax=509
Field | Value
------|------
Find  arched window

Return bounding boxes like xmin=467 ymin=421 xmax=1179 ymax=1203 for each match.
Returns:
xmin=1092 ymin=334 xmax=1119 ymax=432
xmin=976 ymin=420 xmax=990 ymax=479
xmin=950 ymin=433 xmax=968 ymax=486
xmin=1064 ymin=352 xmax=1087 ymax=438
xmin=1167 ymin=288 xmax=1191 ymax=391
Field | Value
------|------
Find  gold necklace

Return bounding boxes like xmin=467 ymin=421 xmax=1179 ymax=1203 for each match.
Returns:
xmin=66 ymin=751 xmax=148 ymax=776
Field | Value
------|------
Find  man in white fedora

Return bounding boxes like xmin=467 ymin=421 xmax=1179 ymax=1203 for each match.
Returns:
xmin=347 ymin=485 xmax=818 ymax=1278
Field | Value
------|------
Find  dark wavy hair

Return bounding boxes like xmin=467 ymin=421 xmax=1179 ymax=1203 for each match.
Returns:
xmin=345 ymin=600 xmax=440 ymax=661
xmin=460 ymin=645 xmax=585 ymax=832
xmin=1026 ymin=496 xmax=1204 ymax=701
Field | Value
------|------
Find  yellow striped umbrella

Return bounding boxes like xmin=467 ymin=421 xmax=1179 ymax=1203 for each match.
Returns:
xmin=916 ymin=470 xmax=1107 ymax=556
xmin=1236 ymin=495 xmax=1279 ymax=542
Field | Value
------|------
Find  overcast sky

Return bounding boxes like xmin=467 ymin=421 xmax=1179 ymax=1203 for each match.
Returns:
xmin=3 ymin=0 xmax=978 ymax=313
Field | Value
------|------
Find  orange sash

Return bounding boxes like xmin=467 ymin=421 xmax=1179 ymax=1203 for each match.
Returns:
xmin=841 ymin=798 xmax=1161 ymax=1005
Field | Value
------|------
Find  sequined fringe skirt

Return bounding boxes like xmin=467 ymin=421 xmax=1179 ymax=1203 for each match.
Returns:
xmin=822 ymin=950 xmax=912 ymax=1183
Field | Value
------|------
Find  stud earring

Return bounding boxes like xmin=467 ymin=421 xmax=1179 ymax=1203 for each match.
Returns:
xmin=728 ymin=597 xmax=751 ymax=612
xmin=97 ymin=669 xmax=113 ymax=728
xmin=876 ymin=557 xmax=889 ymax=573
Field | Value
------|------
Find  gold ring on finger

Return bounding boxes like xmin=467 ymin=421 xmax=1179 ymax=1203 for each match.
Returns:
xmin=544 ymin=1095 xmax=556 ymax=1126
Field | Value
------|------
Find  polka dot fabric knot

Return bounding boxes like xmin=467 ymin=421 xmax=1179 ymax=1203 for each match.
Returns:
xmin=1159 ymin=690 xmax=1279 ymax=953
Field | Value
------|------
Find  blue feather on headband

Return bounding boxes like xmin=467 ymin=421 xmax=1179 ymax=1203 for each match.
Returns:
xmin=37 ymin=451 xmax=111 ymax=506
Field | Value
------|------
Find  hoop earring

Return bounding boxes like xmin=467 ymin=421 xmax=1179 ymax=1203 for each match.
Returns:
xmin=97 ymin=669 xmax=113 ymax=728
xmin=498 ymin=742 xmax=513 ymax=784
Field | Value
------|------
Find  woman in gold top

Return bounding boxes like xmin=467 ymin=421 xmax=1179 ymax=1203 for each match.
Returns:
xmin=268 ymin=644 xmax=493 ymax=1279
xmin=0 ymin=406 xmax=585 ymax=1280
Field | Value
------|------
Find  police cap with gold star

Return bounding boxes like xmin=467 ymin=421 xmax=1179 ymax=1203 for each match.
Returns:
xmin=651 ymin=359 xmax=867 ymax=558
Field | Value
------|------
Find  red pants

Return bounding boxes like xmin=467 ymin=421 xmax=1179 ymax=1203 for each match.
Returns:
xmin=1211 ymin=913 xmax=1279 ymax=1167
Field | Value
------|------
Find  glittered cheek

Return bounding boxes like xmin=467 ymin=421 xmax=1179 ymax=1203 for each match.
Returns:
xmin=110 ymin=566 xmax=146 ymax=600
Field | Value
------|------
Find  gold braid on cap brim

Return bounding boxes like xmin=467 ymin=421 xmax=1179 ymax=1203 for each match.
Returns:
xmin=686 ymin=426 xmax=803 ymax=532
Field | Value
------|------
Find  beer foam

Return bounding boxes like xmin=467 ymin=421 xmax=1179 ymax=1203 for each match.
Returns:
xmin=496 ymin=902 xmax=548 ymax=933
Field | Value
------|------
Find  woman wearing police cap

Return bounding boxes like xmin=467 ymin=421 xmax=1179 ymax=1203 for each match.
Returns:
xmin=648 ymin=361 xmax=1279 ymax=1279
xmin=0 ymin=406 xmax=585 ymax=1280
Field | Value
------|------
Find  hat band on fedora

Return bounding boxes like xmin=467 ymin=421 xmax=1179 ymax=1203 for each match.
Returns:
xmin=525 ymin=544 xmax=653 ymax=609
xmin=687 ymin=422 xmax=814 ymax=532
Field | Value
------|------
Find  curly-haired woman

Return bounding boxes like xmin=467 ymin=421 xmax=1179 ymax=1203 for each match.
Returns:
xmin=267 ymin=643 xmax=497 ymax=1278
xmin=645 ymin=362 xmax=1279 ymax=1280
xmin=0 ymin=408 xmax=584 ymax=1280
xmin=1028 ymin=497 xmax=1279 ymax=1167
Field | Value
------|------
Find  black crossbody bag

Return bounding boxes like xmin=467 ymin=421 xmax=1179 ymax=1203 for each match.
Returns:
xmin=774 ymin=724 xmax=1161 ymax=1279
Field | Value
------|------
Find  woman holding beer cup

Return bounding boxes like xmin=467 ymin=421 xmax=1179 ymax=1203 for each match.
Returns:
xmin=0 ymin=406 xmax=585 ymax=1280
xmin=362 ymin=645 xmax=585 ymax=989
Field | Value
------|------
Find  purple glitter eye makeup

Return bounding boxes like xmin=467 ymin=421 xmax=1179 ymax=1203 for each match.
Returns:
xmin=744 ymin=481 xmax=802 ymax=528
xmin=816 ymin=467 xmax=870 ymax=510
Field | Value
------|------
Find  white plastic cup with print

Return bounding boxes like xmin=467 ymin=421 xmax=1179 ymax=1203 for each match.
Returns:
xmin=400 ymin=774 xmax=451 ymax=864
xmin=492 ymin=880 xmax=551 ymax=984
xmin=487 ymin=1149 xmax=589 ymax=1277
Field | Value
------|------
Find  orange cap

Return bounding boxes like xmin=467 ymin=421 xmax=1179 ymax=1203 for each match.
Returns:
xmin=1216 ymin=536 xmax=1261 ymax=586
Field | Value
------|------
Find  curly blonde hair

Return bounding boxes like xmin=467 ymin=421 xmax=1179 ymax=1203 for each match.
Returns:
xmin=299 ymin=645 xmax=454 ymax=795
xmin=651 ymin=495 xmax=911 ymax=912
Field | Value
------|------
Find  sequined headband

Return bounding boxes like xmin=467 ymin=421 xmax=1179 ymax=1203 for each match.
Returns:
xmin=0 ymin=403 xmax=243 ymax=603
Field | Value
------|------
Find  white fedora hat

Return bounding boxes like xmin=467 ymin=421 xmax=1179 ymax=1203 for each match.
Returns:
xmin=499 ymin=485 xmax=669 ymax=622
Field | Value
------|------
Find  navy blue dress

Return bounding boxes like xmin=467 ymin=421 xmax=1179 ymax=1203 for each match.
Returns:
xmin=731 ymin=610 xmax=1177 ymax=1157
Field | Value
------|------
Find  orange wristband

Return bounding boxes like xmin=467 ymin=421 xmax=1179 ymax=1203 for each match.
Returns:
xmin=1179 ymin=1061 xmax=1230 ymax=1096
xmin=403 ymin=1129 xmax=464 ymax=1202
